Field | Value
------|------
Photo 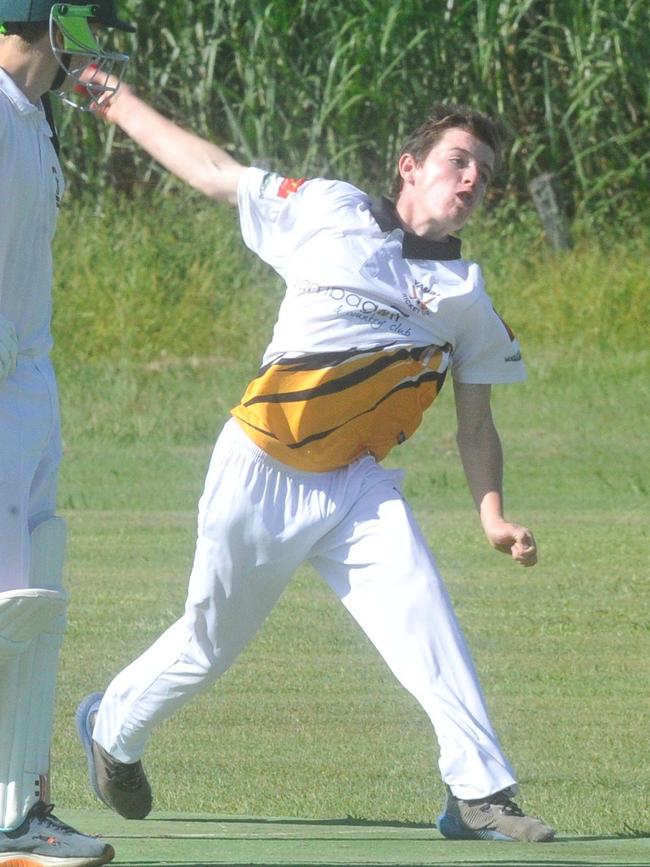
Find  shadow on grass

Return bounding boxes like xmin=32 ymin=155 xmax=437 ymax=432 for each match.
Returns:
xmin=120 ymin=814 xmax=650 ymax=841
xmin=103 ymin=816 xmax=650 ymax=866
xmin=153 ymin=816 xmax=438 ymax=828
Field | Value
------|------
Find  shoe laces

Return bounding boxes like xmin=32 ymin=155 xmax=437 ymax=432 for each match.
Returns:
xmin=105 ymin=758 xmax=146 ymax=792
xmin=29 ymin=802 xmax=74 ymax=833
xmin=486 ymin=791 xmax=525 ymax=817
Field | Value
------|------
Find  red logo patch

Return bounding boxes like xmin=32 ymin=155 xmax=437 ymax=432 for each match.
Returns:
xmin=278 ymin=177 xmax=307 ymax=198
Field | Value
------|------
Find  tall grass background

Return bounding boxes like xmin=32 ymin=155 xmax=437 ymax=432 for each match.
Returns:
xmin=54 ymin=0 xmax=649 ymax=229
xmin=49 ymin=0 xmax=649 ymax=434
xmin=43 ymin=1 xmax=650 ymax=833
xmin=52 ymin=190 xmax=649 ymax=448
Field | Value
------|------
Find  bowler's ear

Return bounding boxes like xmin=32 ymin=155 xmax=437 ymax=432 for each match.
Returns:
xmin=397 ymin=152 xmax=417 ymax=187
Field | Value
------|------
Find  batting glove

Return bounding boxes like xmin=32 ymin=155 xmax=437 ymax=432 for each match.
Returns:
xmin=0 ymin=314 xmax=18 ymax=384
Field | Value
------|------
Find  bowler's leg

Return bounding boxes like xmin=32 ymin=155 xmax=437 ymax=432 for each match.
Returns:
xmin=310 ymin=466 xmax=516 ymax=800
xmin=81 ymin=421 xmax=339 ymax=818
xmin=92 ymin=431 xmax=304 ymax=764
xmin=92 ymin=535 xmax=295 ymax=765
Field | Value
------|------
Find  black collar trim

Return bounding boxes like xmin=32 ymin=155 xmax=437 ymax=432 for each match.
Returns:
xmin=370 ymin=196 xmax=462 ymax=260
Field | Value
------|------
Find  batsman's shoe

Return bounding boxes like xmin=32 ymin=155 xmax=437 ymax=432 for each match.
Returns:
xmin=0 ymin=801 xmax=114 ymax=867
xmin=76 ymin=692 xmax=152 ymax=820
xmin=437 ymin=787 xmax=555 ymax=842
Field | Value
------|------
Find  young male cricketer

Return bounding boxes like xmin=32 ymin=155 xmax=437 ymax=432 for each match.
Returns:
xmin=0 ymin=3 xmax=134 ymax=865
xmin=76 ymin=74 xmax=555 ymax=843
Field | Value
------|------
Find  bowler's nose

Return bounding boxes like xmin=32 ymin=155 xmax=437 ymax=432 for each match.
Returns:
xmin=461 ymin=164 xmax=479 ymax=187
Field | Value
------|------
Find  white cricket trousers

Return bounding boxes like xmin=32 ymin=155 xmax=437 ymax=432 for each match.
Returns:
xmin=0 ymin=356 xmax=61 ymax=592
xmin=94 ymin=419 xmax=516 ymax=800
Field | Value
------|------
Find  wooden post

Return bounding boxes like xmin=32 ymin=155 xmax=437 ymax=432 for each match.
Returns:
xmin=528 ymin=173 xmax=572 ymax=251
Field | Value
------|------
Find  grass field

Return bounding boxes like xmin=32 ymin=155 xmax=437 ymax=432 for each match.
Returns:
xmin=51 ymin=808 xmax=650 ymax=866
xmin=47 ymin=341 xmax=649 ymax=867
xmin=46 ymin=184 xmax=650 ymax=863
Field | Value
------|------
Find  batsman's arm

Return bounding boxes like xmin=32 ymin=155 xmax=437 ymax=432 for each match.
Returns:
xmin=101 ymin=84 xmax=246 ymax=204
xmin=454 ymin=380 xmax=537 ymax=567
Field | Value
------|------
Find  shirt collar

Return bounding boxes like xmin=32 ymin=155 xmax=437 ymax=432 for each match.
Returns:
xmin=370 ymin=195 xmax=462 ymax=261
xmin=0 ymin=66 xmax=44 ymax=117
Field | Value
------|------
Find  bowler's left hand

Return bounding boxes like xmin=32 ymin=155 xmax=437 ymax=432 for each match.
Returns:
xmin=484 ymin=519 xmax=538 ymax=567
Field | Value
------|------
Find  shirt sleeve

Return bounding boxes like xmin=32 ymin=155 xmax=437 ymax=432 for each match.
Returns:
xmin=451 ymin=292 xmax=527 ymax=384
xmin=237 ymin=167 xmax=367 ymax=277
xmin=236 ymin=168 xmax=314 ymax=275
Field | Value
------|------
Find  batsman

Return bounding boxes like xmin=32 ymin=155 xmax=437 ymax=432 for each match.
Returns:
xmin=0 ymin=3 xmax=134 ymax=865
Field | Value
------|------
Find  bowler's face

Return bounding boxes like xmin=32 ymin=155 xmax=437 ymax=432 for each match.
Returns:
xmin=397 ymin=127 xmax=496 ymax=239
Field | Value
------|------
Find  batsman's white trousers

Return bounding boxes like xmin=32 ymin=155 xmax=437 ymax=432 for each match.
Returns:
xmin=94 ymin=419 xmax=516 ymax=800
xmin=0 ymin=356 xmax=65 ymax=828
xmin=0 ymin=356 xmax=61 ymax=592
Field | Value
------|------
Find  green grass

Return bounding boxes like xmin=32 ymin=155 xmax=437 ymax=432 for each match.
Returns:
xmin=46 ymin=197 xmax=650 ymax=856
xmin=48 ymin=809 xmax=650 ymax=865
xmin=50 ymin=351 xmax=650 ymax=841
xmin=51 ymin=194 xmax=650 ymax=370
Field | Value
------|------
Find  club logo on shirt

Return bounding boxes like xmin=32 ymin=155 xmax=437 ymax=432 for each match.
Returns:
xmin=294 ymin=280 xmax=412 ymax=336
xmin=405 ymin=279 xmax=442 ymax=315
xmin=278 ymin=177 xmax=307 ymax=198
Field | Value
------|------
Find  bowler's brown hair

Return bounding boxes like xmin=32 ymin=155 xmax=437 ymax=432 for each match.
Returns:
xmin=392 ymin=103 xmax=503 ymax=198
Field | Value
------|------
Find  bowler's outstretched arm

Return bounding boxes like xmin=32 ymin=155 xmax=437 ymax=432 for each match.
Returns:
xmin=101 ymin=83 xmax=246 ymax=204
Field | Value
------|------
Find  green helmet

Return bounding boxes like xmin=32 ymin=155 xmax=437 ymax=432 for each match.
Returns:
xmin=0 ymin=2 xmax=135 ymax=110
xmin=0 ymin=1 xmax=134 ymax=32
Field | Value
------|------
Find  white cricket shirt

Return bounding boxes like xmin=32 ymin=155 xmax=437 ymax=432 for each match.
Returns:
xmin=0 ymin=67 xmax=64 ymax=357
xmin=233 ymin=168 xmax=525 ymax=471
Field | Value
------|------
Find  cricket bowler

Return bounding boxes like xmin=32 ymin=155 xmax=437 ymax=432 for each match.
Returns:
xmin=76 ymin=74 xmax=555 ymax=843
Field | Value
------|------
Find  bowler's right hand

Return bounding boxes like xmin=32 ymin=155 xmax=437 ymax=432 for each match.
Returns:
xmin=77 ymin=67 xmax=126 ymax=119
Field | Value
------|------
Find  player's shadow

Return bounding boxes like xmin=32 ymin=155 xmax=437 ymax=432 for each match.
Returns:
xmin=154 ymin=814 xmax=650 ymax=839
xmin=158 ymin=814 xmax=437 ymax=828
xmin=111 ymin=816 xmax=650 ymax=867
xmin=112 ymin=814 xmax=439 ymax=841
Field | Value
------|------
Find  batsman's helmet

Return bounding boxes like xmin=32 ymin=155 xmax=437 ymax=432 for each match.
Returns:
xmin=0 ymin=2 xmax=135 ymax=110
xmin=0 ymin=1 xmax=134 ymax=31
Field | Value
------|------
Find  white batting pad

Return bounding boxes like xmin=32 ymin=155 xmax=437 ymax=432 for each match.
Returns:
xmin=0 ymin=518 xmax=68 ymax=829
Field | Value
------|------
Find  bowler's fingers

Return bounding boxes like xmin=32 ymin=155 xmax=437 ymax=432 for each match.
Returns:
xmin=511 ymin=527 xmax=538 ymax=567
xmin=75 ymin=65 xmax=122 ymax=115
